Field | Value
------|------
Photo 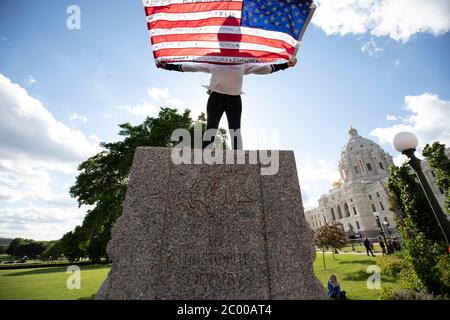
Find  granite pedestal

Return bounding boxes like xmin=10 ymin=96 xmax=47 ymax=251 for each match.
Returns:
xmin=96 ymin=147 xmax=326 ymax=300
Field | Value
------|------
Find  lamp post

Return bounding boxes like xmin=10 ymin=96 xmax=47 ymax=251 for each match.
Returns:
xmin=346 ymin=228 xmax=356 ymax=251
xmin=374 ymin=211 xmax=389 ymax=254
xmin=382 ymin=220 xmax=391 ymax=240
xmin=393 ymin=132 xmax=450 ymax=246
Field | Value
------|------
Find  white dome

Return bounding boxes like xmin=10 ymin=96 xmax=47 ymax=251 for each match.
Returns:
xmin=339 ymin=126 xmax=393 ymax=182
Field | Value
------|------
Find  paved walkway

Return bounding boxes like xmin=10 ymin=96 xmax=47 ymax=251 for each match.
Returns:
xmin=318 ymin=250 xmax=383 ymax=256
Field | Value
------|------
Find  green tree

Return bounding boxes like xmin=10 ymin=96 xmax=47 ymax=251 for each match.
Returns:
xmin=66 ymin=107 xmax=229 ymax=261
xmin=388 ymin=164 xmax=449 ymax=295
xmin=388 ymin=165 xmax=444 ymax=243
xmin=60 ymin=226 xmax=88 ymax=262
xmin=6 ymin=238 xmax=27 ymax=257
xmin=17 ymin=241 xmax=48 ymax=259
xmin=6 ymin=239 xmax=50 ymax=259
xmin=314 ymin=223 xmax=347 ymax=269
xmin=423 ymin=142 xmax=450 ymax=214
xmin=41 ymin=241 xmax=64 ymax=261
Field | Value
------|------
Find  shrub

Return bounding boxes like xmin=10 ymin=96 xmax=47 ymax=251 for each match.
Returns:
xmin=378 ymin=253 xmax=408 ymax=277
xmin=435 ymin=254 xmax=450 ymax=291
xmin=379 ymin=288 xmax=435 ymax=300
xmin=398 ymin=265 xmax=427 ymax=292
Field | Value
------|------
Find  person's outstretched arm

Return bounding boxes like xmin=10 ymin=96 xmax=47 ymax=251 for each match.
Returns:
xmin=244 ymin=56 xmax=297 ymax=75
xmin=156 ymin=61 xmax=211 ymax=73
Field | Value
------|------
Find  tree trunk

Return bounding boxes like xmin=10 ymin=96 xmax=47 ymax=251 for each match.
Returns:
xmin=322 ymin=249 xmax=326 ymax=270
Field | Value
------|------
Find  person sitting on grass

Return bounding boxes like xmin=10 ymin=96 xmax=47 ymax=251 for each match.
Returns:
xmin=328 ymin=274 xmax=347 ymax=300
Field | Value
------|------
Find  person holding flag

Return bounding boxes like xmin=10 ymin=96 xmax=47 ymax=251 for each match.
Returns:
xmin=157 ymin=55 xmax=297 ymax=150
xmin=145 ymin=0 xmax=316 ymax=149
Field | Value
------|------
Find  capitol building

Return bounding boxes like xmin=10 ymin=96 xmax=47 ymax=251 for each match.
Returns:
xmin=304 ymin=126 xmax=448 ymax=239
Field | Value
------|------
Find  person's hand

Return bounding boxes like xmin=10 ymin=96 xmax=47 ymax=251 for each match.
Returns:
xmin=156 ymin=61 xmax=167 ymax=69
xmin=288 ymin=55 xmax=297 ymax=67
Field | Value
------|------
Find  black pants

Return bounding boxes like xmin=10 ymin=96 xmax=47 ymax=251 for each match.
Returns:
xmin=202 ymin=91 xmax=242 ymax=150
xmin=365 ymin=246 xmax=375 ymax=257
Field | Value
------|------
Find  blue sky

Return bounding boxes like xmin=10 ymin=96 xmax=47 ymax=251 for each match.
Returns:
xmin=1 ymin=0 xmax=449 ymax=240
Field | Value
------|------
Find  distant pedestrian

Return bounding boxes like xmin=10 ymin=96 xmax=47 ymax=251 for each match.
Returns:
xmin=386 ymin=239 xmax=394 ymax=254
xmin=328 ymin=274 xmax=347 ymax=300
xmin=392 ymin=237 xmax=401 ymax=252
xmin=364 ymin=237 xmax=375 ymax=257
xmin=378 ymin=236 xmax=386 ymax=256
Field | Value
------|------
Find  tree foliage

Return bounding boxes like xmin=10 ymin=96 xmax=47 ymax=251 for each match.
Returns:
xmin=63 ymin=107 xmax=229 ymax=262
xmin=315 ymin=223 xmax=347 ymax=267
xmin=6 ymin=238 xmax=52 ymax=259
xmin=41 ymin=240 xmax=64 ymax=261
xmin=388 ymin=163 xmax=449 ymax=295
xmin=423 ymin=142 xmax=450 ymax=214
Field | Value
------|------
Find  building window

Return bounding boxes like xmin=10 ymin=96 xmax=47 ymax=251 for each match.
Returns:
xmin=371 ymin=204 xmax=376 ymax=212
xmin=366 ymin=163 xmax=373 ymax=171
xmin=439 ymin=187 xmax=444 ymax=194
xmin=431 ymin=170 xmax=436 ymax=178
xmin=337 ymin=206 xmax=343 ymax=219
xmin=355 ymin=166 xmax=361 ymax=174
xmin=379 ymin=162 xmax=384 ymax=170
xmin=380 ymin=202 xmax=384 ymax=211
xmin=331 ymin=208 xmax=336 ymax=221
xmin=369 ymin=195 xmax=372 ymax=200
xmin=353 ymin=207 xmax=358 ymax=215
xmin=376 ymin=192 xmax=380 ymax=197
xmin=356 ymin=221 xmax=360 ymax=229
xmin=359 ymin=160 xmax=364 ymax=172
xmin=344 ymin=203 xmax=351 ymax=217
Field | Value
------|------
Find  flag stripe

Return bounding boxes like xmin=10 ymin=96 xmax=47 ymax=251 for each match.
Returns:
xmin=149 ymin=26 xmax=298 ymax=47
xmin=154 ymin=48 xmax=289 ymax=60
xmin=145 ymin=1 xmax=242 ymax=15
xmin=148 ymin=17 xmax=240 ymax=30
xmin=144 ymin=0 xmax=242 ymax=8
xmin=155 ymin=55 xmax=285 ymax=64
xmin=151 ymin=33 xmax=295 ymax=53
xmin=152 ymin=40 xmax=289 ymax=54
xmin=147 ymin=10 xmax=241 ymax=22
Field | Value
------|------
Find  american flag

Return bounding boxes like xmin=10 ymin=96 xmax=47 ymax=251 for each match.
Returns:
xmin=143 ymin=0 xmax=316 ymax=64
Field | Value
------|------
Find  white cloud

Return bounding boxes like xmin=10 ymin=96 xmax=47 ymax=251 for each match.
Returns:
xmin=0 ymin=205 xmax=88 ymax=241
xmin=297 ymin=154 xmax=340 ymax=210
xmin=0 ymin=73 xmax=101 ymax=240
xmin=313 ymin=0 xmax=450 ymax=42
xmin=395 ymin=58 xmax=401 ymax=66
xmin=69 ymin=112 xmax=87 ymax=123
xmin=386 ymin=114 xmax=398 ymax=121
xmin=370 ymin=93 xmax=450 ymax=150
xmin=361 ymin=38 xmax=384 ymax=56
xmin=116 ymin=102 xmax=159 ymax=118
xmin=117 ymin=86 xmax=186 ymax=117
xmin=26 ymin=74 xmax=36 ymax=86
xmin=166 ymin=97 xmax=184 ymax=108
xmin=147 ymin=87 xmax=170 ymax=100
xmin=0 ymin=74 xmax=100 ymax=164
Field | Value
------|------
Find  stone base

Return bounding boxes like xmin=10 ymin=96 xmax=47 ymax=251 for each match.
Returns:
xmin=96 ymin=147 xmax=326 ymax=300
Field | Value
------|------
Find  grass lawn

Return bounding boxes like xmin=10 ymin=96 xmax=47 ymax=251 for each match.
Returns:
xmin=0 ymin=264 xmax=110 ymax=300
xmin=313 ymin=252 xmax=400 ymax=300
xmin=0 ymin=253 xmax=400 ymax=300
xmin=0 ymin=254 xmax=11 ymax=261
xmin=339 ymin=244 xmax=382 ymax=253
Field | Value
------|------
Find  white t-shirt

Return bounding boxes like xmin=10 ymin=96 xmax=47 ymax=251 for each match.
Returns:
xmin=181 ymin=63 xmax=274 ymax=96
